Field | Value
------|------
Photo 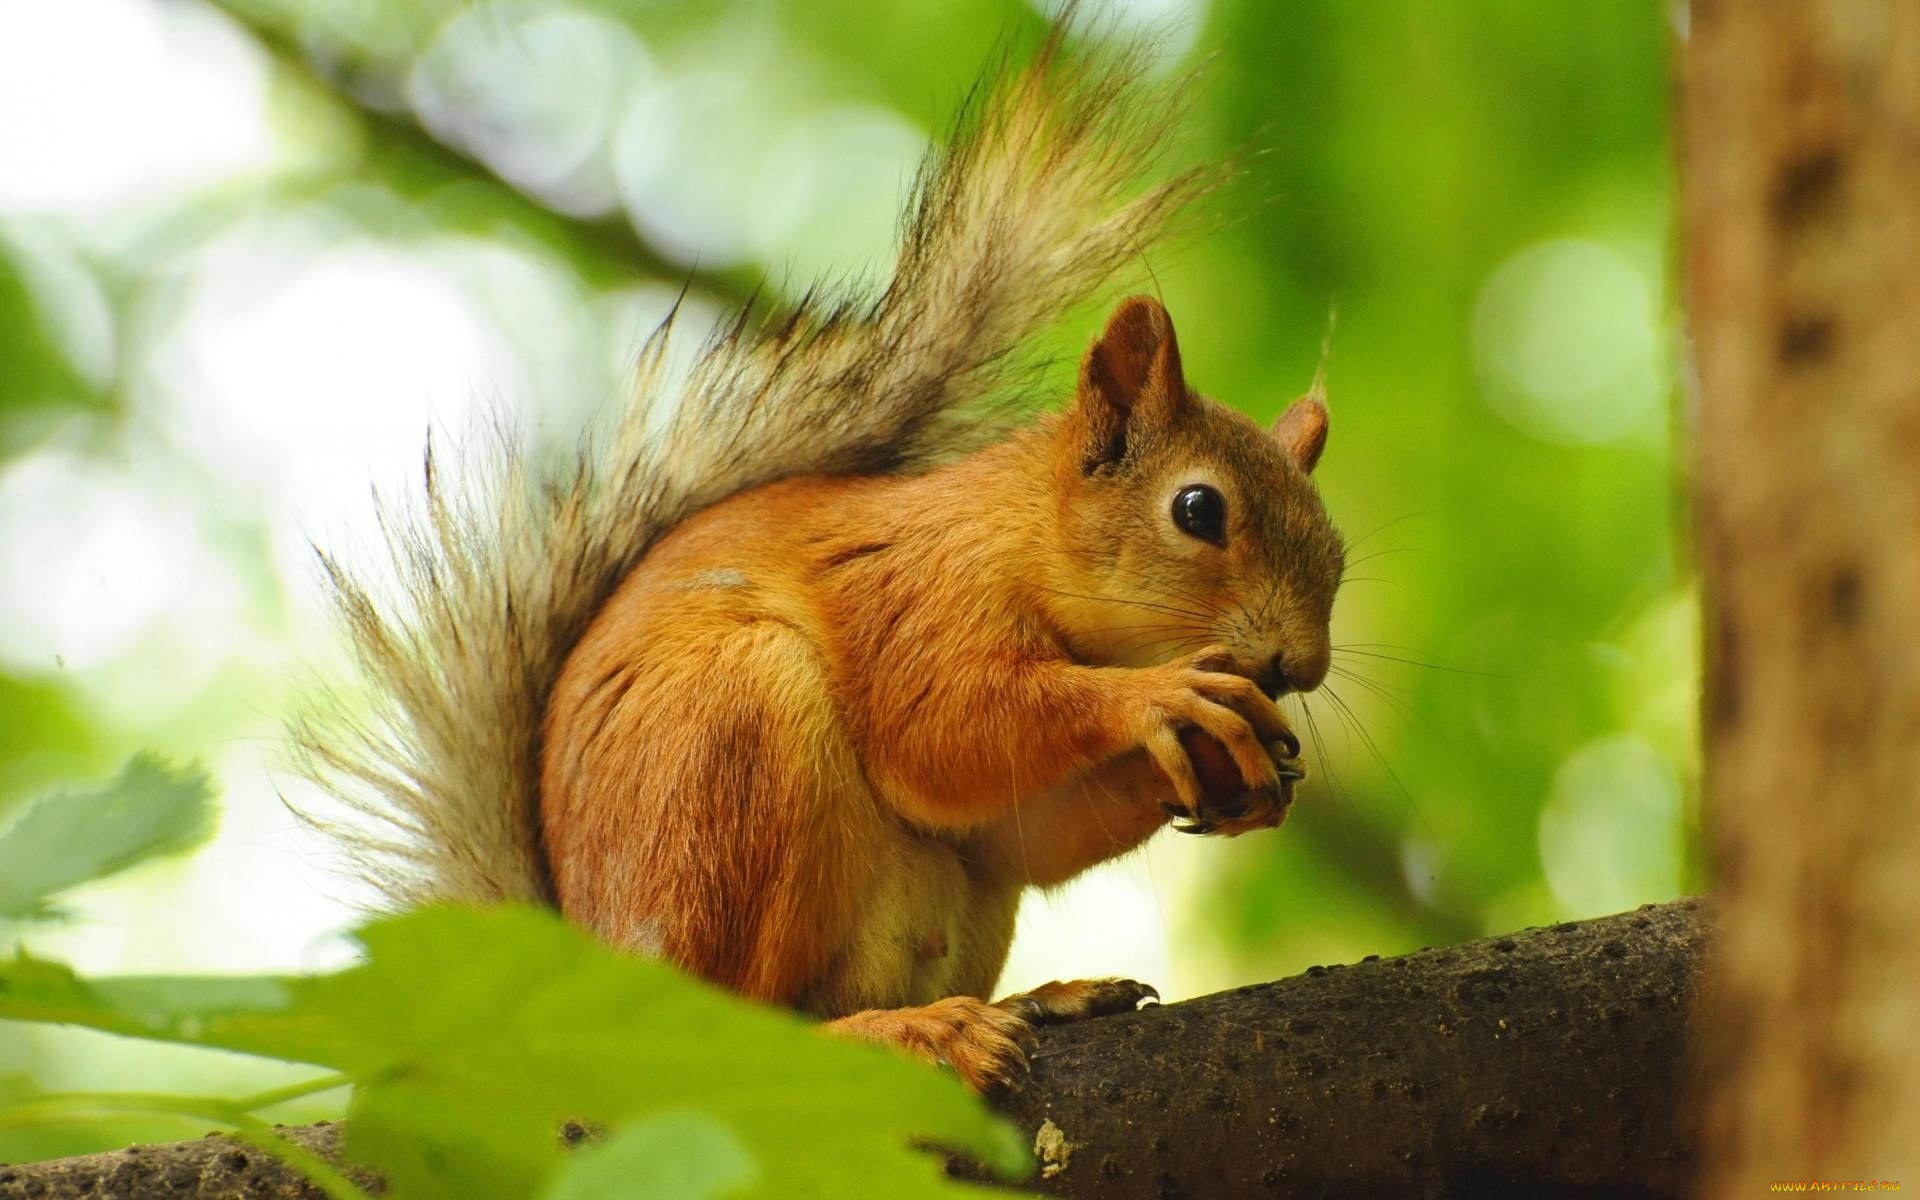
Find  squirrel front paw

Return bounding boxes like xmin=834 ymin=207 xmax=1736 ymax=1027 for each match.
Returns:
xmin=1169 ymin=726 xmax=1304 ymax=837
xmin=1125 ymin=646 xmax=1296 ymax=819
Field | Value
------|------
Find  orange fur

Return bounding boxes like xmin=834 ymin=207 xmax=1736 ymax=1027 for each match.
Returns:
xmin=540 ymin=296 xmax=1344 ymax=1082
xmin=296 ymin=21 xmax=1342 ymax=1091
xmin=289 ymin=19 xmax=1221 ymax=911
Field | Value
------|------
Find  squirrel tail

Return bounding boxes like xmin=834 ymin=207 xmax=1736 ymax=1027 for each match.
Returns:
xmin=289 ymin=21 xmax=1218 ymax=908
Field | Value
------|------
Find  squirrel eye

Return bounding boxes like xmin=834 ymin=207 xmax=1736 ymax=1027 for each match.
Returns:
xmin=1171 ymin=484 xmax=1227 ymax=545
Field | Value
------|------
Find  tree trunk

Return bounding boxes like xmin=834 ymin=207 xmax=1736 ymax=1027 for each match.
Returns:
xmin=1683 ymin=1 xmax=1920 ymax=1191
xmin=1 ymin=901 xmax=1706 ymax=1200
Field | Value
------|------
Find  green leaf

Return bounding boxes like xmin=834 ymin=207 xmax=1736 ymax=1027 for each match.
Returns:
xmin=0 ymin=1070 xmax=214 ymax=1167
xmin=0 ymin=905 xmax=1029 ymax=1198
xmin=0 ymin=952 xmax=294 ymax=1043
xmin=321 ymin=907 xmax=1027 ymax=1198
xmin=0 ymin=238 xmax=103 ymax=433
xmin=0 ymin=677 xmax=100 ymax=818
xmin=538 ymin=1111 xmax=757 ymax=1200
xmin=0 ymin=755 xmax=216 ymax=920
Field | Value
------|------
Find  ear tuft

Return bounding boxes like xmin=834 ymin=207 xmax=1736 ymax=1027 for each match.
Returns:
xmin=1073 ymin=296 xmax=1187 ymax=471
xmin=1273 ymin=398 xmax=1329 ymax=473
xmin=1082 ymin=296 xmax=1181 ymax=403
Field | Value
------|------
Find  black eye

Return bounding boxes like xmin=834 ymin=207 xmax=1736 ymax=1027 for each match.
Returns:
xmin=1172 ymin=484 xmax=1226 ymax=545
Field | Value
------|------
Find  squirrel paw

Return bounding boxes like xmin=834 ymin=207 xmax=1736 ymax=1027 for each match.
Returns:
xmin=995 ymin=977 xmax=1159 ymax=1026
xmin=1177 ymin=785 xmax=1296 ymax=837
xmin=1131 ymin=646 xmax=1294 ymax=817
xmin=826 ymin=996 xmax=1037 ymax=1094
xmin=1167 ymin=728 xmax=1303 ymax=837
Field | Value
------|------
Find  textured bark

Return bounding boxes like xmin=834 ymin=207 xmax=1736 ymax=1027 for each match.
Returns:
xmin=1 ymin=901 xmax=1705 ymax=1199
xmin=1683 ymin=1 xmax=1920 ymax=1192
xmin=998 ymin=900 xmax=1704 ymax=1199
xmin=0 ymin=1123 xmax=367 ymax=1200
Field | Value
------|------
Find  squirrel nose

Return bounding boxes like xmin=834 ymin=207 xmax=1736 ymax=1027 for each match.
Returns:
xmin=1259 ymin=646 xmax=1330 ymax=698
xmin=1255 ymin=666 xmax=1286 ymax=700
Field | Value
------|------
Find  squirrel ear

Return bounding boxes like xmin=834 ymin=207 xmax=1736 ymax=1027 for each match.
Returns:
xmin=1073 ymin=296 xmax=1188 ymax=470
xmin=1273 ymin=398 xmax=1329 ymax=473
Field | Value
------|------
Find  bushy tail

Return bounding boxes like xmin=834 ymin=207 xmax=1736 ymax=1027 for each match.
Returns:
xmin=289 ymin=21 xmax=1218 ymax=908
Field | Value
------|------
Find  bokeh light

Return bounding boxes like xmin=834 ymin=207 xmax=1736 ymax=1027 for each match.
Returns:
xmin=0 ymin=0 xmax=1694 ymax=1143
xmin=1472 ymin=238 xmax=1665 ymax=445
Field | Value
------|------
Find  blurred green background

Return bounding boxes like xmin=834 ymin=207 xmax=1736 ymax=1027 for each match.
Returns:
xmin=0 ymin=0 xmax=1696 ymax=1120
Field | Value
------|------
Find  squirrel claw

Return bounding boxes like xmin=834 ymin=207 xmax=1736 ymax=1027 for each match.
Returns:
xmin=997 ymin=977 xmax=1160 ymax=1026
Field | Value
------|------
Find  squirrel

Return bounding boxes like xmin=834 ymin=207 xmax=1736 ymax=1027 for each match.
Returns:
xmin=292 ymin=20 xmax=1344 ymax=1093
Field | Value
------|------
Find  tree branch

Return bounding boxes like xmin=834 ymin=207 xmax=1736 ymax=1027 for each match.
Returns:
xmin=0 ymin=900 xmax=1706 ymax=1199
xmin=998 ymin=898 xmax=1703 ymax=1197
xmin=0 ymin=1123 xmax=365 ymax=1200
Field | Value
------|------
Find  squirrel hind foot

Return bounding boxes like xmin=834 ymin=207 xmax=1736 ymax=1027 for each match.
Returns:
xmin=826 ymin=997 xmax=1038 ymax=1095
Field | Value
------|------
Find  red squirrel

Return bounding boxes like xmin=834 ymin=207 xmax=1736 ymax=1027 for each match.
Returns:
xmin=295 ymin=23 xmax=1343 ymax=1093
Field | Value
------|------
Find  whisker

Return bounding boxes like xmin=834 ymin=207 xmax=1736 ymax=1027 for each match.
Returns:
xmin=1329 ymin=665 xmax=1471 ymax=760
xmin=1081 ymin=773 xmax=1125 ymax=856
xmin=1333 ymin=647 xmax=1510 ymax=680
xmin=1084 ymin=562 xmax=1230 ymax=619
xmin=1296 ymin=696 xmax=1349 ymax=808
xmin=1101 ymin=621 xmax=1207 ymax=637
xmin=1320 ymin=684 xmax=1431 ymax=834
xmin=1343 ymin=546 xmax=1422 ymax=571
xmin=1030 ymin=585 xmax=1210 ymax=623
xmin=1342 ymin=512 xmax=1427 ymax=554
xmin=1328 ymin=667 xmax=1422 ymax=721
xmin=1111 ymin=634 xmax=1214 ymax=658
